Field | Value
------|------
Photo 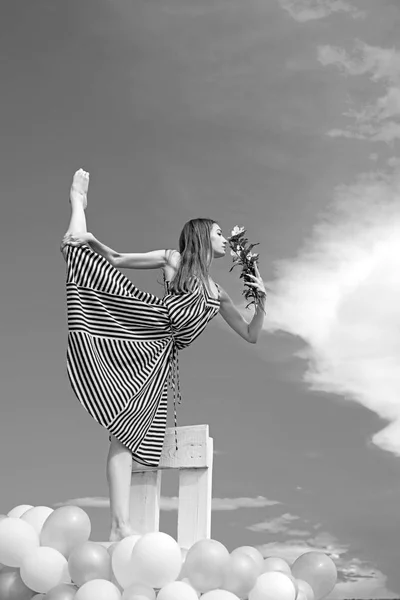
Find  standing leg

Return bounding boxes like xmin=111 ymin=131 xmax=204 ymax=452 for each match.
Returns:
xmin=65 ymin=168 xmax=89 ymax=235
xmin=107 ymin=435 xmax=137 ymax=541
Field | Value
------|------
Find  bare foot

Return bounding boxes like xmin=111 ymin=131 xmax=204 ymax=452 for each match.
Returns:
xmin=109 ymin=523 xmax=137 ymax=542
xmin=70 ymin=168 xmax=89 ymax=209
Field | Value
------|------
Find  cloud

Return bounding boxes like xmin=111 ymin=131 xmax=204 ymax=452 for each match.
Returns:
xmin=248 ymin=512 xmax=306 ymax=534
xmin=278 ymin=0 xmax=364 ymax=23
xmin=318 ymin=43 xmax=400 ymax=142
xmin=257 ymin=533 xmax=397 ymax=598
xmin=318 ymin=43 xmax=400 ymax=82
xmin=256 ymin=531 xmax=348 ymax=562
xmin=53 ymin=495 xmax=280 ymax=511
xmin=328 ymin=565 xmax=398 ymax=599
xmin=263 ymin=163 xmax=400 ymax=456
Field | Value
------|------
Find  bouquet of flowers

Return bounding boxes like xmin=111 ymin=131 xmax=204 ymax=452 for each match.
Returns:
xmin=227 ymin=226 xmax=266 ymax=311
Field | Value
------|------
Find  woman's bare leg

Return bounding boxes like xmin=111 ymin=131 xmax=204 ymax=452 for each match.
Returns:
xmin=66 ymin=169 xmax=89 ymax=235
xmin=65 ymin=170 xmax=136 ymax=540
xmin=107 ymin=436 xmax=137 ymax=541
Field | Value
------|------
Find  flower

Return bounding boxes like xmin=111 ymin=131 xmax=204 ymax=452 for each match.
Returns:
xmin=231 ymin=226 xmax=245 ymax=237
xmin=227 ymin=226 xmax=265 ymax=311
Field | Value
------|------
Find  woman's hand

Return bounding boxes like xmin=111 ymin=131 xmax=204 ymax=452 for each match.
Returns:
xmin=244 ymin=263 xmax=267 ymax=298
xmin=60 ymin=231 xmax=93 ymax=252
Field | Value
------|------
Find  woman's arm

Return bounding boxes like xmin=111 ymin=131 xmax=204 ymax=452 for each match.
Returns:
xmin=218 ymin=265 xmax=267 ymax=344
xmin=114 ymin=249 xmax=167 ymax=269
xmin=61 ymin=232 xmax=168 ymax=269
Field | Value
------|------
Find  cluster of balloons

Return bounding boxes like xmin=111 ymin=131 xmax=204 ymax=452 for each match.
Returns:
xmin=0 ymin=504 xmax=338 ymax=600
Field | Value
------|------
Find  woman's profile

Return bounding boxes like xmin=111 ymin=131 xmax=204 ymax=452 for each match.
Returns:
xmin=61 ymin=168 xmax=267 ymax=541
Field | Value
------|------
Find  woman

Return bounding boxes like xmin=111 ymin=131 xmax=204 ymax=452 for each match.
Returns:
xmin=61 ymin=168 xmax=267 ymax=541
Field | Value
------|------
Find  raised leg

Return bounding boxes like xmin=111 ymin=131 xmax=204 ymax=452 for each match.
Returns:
xmin=106 ymin=435 xmax=137 ymax=542
xmin=66 ymin=168 xmax=89 ymax=235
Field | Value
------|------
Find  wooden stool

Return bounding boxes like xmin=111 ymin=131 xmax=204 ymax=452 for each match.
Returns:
xmin=129 ymin=424 xmax=213 ymax=549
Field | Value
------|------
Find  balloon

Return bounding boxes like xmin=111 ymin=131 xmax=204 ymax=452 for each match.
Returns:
xmin=40 ymin=506 xmax=91 ymax=558
xmin=68 ymin=542 xmax=112 ymax=586
xmin=249 ymin=571 xmax=297 ymax=600
xmin=44 ymin=583 xmax=78 ymax=599
xmin=20 ymin=546 xmax=70 ymax=593
xmin=297 ymin=591 xmax=310 ymax=600
xmin=107 ymin=543 xmax=119 ymax=558
xmin=296 ymin=579 xmax=315 ymax=600
xmin=129 ymin=532 xmax=182 ymax=588
xmin=21 ymin=507 xmax=54 ymax=537
xmin=0 ymin=517 xmax=40 ymax=567
xmin=291 ymin=552 xmax=337 ymax=600
xmin=32 ymin=596 xmax=45 ymax=599
xmin=0 ymin=567 xmax=35 ymax=600
xmin=230 ymin=546 xmax=264 ymax=574
xmin=157 ymin=580 xmax=198 ymax=600
xmin=287 ymin=574 xmax=299 ymax=597
xmin=184 ymin=539 xmax=230 ymax=593
xmin=262 ymin=557 xmax=291 ymax=574
xmin=111 ymin=535 xmax=141 ymax=589
xmin=201 ymin=591 xmax=240 ymax=600
xmin=222 ymin=552 xmax=259 ymax=597
xmin=180 ymin=577 xmax=201 ymax=597
xmin=74 ymin=579 xmax=121 ymax=600
xmin=121 ymin=582 xmax=156 ymax=600
xmin=0 ymin=514 xmax=7 ymax=521
xmin=7 ymin=505 xmax=33 ymax=518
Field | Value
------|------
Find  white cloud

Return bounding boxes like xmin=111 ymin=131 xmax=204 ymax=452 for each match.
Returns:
xmin=257 ymin=534 xmax=397 ymax=598
xmin=328 ymin=566 xmax=398 ymax=599
xmin=53 ymin=495 xmax=280 ymax=511
xmin=318 ymin=43 xmax=400 ymax=142
xmin=318 ymin=43 xmax=400 ymax=83
xmin=248 ymin=512 xmax=303 ymax=533
xmin=263 ymin=164 xmax=400 ymax=456
xmin=256 ymin=531 xmax=348 ymax=562
xmin=278 ymin=0 xmax=364 ymax=23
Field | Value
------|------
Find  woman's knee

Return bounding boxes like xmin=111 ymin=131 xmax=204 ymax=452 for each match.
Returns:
xmin=109 ymin=434 xmax=130 ymax=452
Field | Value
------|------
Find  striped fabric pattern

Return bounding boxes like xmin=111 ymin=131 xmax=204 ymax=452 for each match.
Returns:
xmin=63 ymin=245 xmax=220 ymax=467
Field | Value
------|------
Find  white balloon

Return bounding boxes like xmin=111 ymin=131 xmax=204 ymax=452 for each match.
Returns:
xmin=129 ymin=532 xmax=182 ymax=588
xmin=75 ymin=578 xmax=122 ymax=600
xmin=297 ymin=579 xmax=315 ymax=600
xmin=20 ymin=546 xmax=71 ymax=593
xmin=201 ymin=591 xmax=240 ymax=600
xmin=31 ymin=595 xmax=45 ymax=600
xmin=249 ymin=571 xmax=297 ymax=600
xmin=111 ymin=535 xmax=141 ymax=589
xmin=7 ymin=504 xmax=33 ymax=518
xmin=21 ymin=506 xmax=54 ymax=536
xmin=263 ymin=557 xmax=291 ymax=574
xmin=231 ymin=546 xmax=264 ymax=574
xmin=157 ymin=580 xmax=199 ymax=600
xmin=0 ymin=517 xmax=40 ymax=567
xmin=181 ymin=577 xmax=201 ymax=597
xmin=122 ymin=582 xmax=156 ymax=599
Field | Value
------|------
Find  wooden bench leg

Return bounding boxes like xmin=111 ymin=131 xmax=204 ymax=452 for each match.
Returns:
xmin=129 ymin=470 xmax=162 ymax=535
xmin=177 ymin=437 xmax=213 ymax=549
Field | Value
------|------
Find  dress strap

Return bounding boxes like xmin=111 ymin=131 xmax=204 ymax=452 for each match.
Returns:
xmin=169 ymin=339 xmax=182 ymax=452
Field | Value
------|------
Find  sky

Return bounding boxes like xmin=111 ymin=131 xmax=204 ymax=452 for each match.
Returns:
xmin=1 ymin=0 xmax=400 ymax=597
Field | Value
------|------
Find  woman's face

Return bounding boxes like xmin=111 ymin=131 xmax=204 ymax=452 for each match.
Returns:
xmin=210 ymin=223 xmax=227 ymax=259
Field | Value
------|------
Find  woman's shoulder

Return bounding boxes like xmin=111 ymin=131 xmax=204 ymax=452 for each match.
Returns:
xmin=163 ymin=249 xmax=181 ymax=281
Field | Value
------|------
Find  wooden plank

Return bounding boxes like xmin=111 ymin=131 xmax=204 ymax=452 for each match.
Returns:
xmin=131 ymin=425 xmax=211 ymax=472
xmin=177 ymin=436 xmax=213 ymax=549
xmin=129 ymin=470 xmax=162 ymax=534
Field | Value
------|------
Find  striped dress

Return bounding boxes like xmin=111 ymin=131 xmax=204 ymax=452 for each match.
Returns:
xmin=63 ymin=245 xmax=220 ymax=467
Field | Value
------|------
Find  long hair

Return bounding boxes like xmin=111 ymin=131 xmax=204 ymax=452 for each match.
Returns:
xmin=168 ymin=218 xmax=216 ymax=295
